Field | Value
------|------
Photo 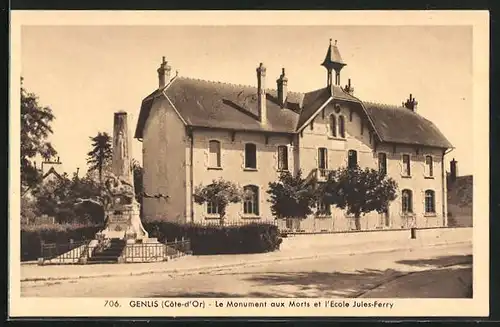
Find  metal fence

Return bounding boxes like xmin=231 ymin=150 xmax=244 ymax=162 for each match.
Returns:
xmin=186 ymin=220 xmax=279 ymax=228
xmin=39 ymin=238 xmax=192 ymax=265
xmin=39 ymin=240 xmax=90 ymax=264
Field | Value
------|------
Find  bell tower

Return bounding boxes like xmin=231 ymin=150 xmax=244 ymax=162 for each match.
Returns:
xmin=321 ymin=39 xmax=346 ymax=87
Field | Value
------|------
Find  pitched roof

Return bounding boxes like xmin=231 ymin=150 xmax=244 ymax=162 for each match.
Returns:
xmin=322 ymin=41 xmax=346 ymax=66
xmin=135 ymin=77 xmax=305 ymax=137
xmin=134 ymin=76 xmax=452 ymax=149
xmin=363 ymin=102 xmax=453 ymax=148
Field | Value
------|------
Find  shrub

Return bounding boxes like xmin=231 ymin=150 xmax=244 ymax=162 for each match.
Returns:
xmin=20 ymin=221 xmax=283 ymax=261
xmin=21 ymin=223 xmax=102 ymax=261
xmin=143 ymin=221 xmax=282 ymax=255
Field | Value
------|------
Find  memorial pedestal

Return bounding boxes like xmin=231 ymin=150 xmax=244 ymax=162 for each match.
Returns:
xmin=99 ymin=201 xmax=149 ymax=242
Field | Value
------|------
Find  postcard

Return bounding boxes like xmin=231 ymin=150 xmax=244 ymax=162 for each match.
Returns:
xmin=9 ymin=10 xmax=489 ymax=318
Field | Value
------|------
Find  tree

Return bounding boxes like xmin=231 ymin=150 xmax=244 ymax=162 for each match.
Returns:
xmin=193 ymin=179 xmax=243 ymax=225
xmin=86 ymin=132 xmax=112 ymax=184
xmin=267 ymin=170 xmax=317 ymax=223
xmin=20 ymin=77 xmax=58 ymax=192
xmin=32 ymin=173 xmax=104 ymax=224
xmin=325 ymin=166 xmax=398 ymax=230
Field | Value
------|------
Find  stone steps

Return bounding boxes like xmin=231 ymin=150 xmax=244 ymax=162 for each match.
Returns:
xmin=88 ymin=239 xmax=126 ymax=264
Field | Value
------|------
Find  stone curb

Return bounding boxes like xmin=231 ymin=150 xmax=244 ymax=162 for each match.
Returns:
xmin=21 ymin=240 xmax=469 ymax=283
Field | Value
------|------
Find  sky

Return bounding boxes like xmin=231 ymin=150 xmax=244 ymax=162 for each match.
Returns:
xmin=20 ymin=25 xmax=473 ymax=176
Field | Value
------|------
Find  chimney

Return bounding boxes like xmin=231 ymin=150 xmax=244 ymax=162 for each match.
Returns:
xmin=344 ymin=78 xmax=354 ymax=95
xmin=256 ymin=63 xmax=267 ymax=124
xmin=402 ymin=93 xmax=418 ymax=111
xmin=157 ymin=56 xmax=172 ymax=90
xmin=276 ymin=68 xmax=288 ymax=108
xmin=450 ymin=158 xmax=458 ymax=183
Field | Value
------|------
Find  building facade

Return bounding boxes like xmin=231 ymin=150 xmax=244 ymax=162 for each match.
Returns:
xmin=134 ymin=41 xmax=453 ymax=232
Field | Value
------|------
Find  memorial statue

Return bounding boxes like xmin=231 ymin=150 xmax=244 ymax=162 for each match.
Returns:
xmin=95 ymin=111 xmax=148 ymax=241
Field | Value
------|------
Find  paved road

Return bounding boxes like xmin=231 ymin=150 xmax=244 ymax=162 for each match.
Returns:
xmin=21 ymin=243 xmax=472 ymax=298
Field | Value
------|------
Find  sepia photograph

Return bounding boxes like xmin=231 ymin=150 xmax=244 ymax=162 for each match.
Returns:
xmin=10 ymin=11 xmax=489 ymax=317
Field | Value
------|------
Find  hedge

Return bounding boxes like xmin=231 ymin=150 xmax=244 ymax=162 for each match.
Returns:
xmin=143 ymin=221 xmax=282 ymax=255
xmin=21 ymin=221 xmax=283 ymax=261
xmin=21 ymin=223 xmax=102 ymax=261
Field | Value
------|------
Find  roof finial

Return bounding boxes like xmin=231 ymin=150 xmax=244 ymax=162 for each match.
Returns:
xmin=335 ymin=40 xmax=337 ymax=46
xmin=329 ymin=38 xmax=332 ymax=45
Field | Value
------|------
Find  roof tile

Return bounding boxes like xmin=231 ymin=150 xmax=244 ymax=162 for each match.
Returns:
xmin=134 ymin=76 xmax=452 ymax=149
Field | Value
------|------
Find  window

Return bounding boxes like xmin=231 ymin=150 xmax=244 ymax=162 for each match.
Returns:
xmin=208 ymin=140 xmax=221 ymax=168
xmin=425 ymin=190 xmax=436 ymax=213
xmin=207 ymin=201 xmax=219 ymax=215
xmin=318 ymin=148 xmax=328 ymax=170
xmin=425 ymin=155 xmax=433 ymax=177
xmin=402 ymin=189 xmax=413 ymax=214
xmin=329 ymin=115 xmax=337 ymax=137
xmin=277 ymin=145 xmax=288 ymax=171
xmin=402 ymin=154 xmax=411 ymax=176
xmin=339 ymin=115 xmax=346 ymax=138
xmin=316 ymin=200 xmax=331 ymax=216
xmin=378 ymin=153 xmax=387 ymax=175
xmin=348 ymin=150 xmax=358 ymax=169
xmin=243 ymin=185 xmax=259 ymax=215
xmin=244 ymin=143 xmax=257 ymax=169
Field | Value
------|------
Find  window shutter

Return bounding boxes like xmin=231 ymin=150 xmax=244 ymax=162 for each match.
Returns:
xmin=203 ymin=147 xmax=209 ymax=168
xmin=272 ymin=148 xmax=278 ymax=171
xmin=240 ymin=146 xmax=245 ymax=170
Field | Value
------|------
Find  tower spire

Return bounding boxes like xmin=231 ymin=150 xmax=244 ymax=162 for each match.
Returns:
xmin=321 ymin=39 xmax=346 ymax=87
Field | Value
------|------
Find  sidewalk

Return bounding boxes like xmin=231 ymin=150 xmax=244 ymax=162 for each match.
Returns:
xmin=21 ymin=237 xmax=471 ymax=283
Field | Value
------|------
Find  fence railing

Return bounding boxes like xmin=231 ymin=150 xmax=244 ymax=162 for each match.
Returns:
xmin=121 ymin=239 xmax=192 ymax=262
xmin=186 ymin=220 xmax=279 ymax=227
xmin=39 ymin=240 xmax=90 ymax=264
xmin=39 ymin=238 xmax=192 ymax=265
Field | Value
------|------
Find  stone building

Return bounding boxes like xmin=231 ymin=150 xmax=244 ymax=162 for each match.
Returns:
xmin=134 ymin=40 xmax=453 ymax=232
xmin=21 ymin=157 xmax=66 ymax=200
xmin=447 ymin=158 xmax=473 ymax=227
